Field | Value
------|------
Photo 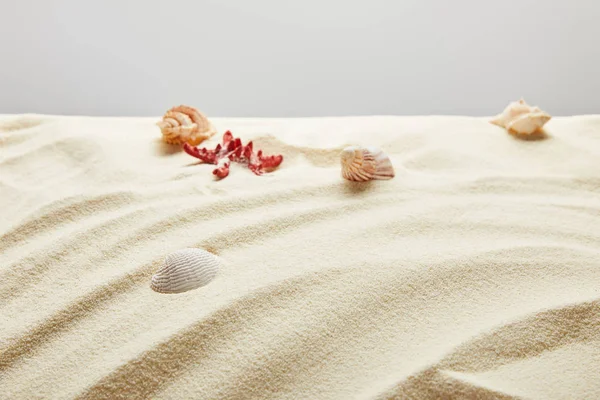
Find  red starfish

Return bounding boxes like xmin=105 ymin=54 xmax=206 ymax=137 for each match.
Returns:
xmin=183 ymin=131 xmax=283 ymax=179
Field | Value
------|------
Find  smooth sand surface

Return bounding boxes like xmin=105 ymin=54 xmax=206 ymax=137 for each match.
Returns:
xmin=1 ymin=114 xmax=599 ymax=399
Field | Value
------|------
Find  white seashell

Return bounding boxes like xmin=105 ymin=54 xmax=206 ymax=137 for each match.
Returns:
xmin=157 ymin=105 xmax=217 ymax=146
xmin=340 ymin=146 xmax=394 ymax=182
xmin=490 ymin=99 xmax=551 ymax=135
xmin=151 ymin=248 xmax=221 ymax=294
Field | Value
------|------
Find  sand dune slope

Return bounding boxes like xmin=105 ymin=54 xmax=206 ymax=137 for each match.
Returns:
xmin=1 ymin=114 xmax=599 ymax=399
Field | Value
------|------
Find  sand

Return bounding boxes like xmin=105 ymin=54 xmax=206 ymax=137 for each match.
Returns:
xmin=0 ymin=113 xmax=599 ymax=399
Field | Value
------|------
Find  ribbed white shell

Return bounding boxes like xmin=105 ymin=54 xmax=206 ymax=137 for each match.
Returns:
xmin=151 ymin=248 xmax=221 ymax=294
xmin=340 ymin=146 xmax=395 ymax=182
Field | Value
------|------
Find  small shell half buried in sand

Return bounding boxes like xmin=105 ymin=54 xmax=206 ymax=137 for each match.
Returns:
xmin=340 ymin=146 xmax=395 ymax=182
xmin=490 ymin=99 xmax=551 ymax=135
xmin=151 ymin=248 xmax=221 ymax=294
xmin=157 ymin=105 xmax=217 ymax=146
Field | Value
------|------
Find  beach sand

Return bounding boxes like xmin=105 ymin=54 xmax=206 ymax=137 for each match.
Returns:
xmin=1 ymin=114 xmax=599 ymax=399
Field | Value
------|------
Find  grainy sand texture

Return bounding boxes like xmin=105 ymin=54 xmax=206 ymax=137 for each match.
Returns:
xmin=1 ymin=114 xmax=599 ymax=399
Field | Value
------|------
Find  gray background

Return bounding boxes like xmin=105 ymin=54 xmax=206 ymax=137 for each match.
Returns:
xmin=1 ymin=0 xmax=598 ymax=117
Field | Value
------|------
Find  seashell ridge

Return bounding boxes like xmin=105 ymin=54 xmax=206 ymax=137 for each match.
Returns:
xmin=340 ymin=146 xmax=394 ymax=182
xmin=151 ymin=248 xmax=221 ymax=294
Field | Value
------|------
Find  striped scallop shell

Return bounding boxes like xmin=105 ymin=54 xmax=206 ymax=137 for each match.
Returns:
xmin=340 ymin=146 xmax=395 ymax=182
xmin=157 ymin=105 xmax=217 ymax=146
xmin=151 ymin=248 xmax=221 ymax=294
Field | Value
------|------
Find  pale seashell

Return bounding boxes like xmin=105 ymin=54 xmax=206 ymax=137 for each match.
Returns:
xmin=490 ymin=99 xmax=551 ymax=135
xmin=340 ymin=146 xmax=395 ymax=182
xmin=157 ymin=105 xmax=217 ymax=146
xmin=151 ymin=248 xmax=221 ymax=294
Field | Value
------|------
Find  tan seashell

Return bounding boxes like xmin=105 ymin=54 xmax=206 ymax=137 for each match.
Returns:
xmin=490 ymin=99 xmax=551 ymax=135
xmin=340 ymin=146 xmax=395 ymax=182
xmin=157 ymin=105 xmax=217 ymax=146
xmin=151 ymin=248 xmax=221 ymax=294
